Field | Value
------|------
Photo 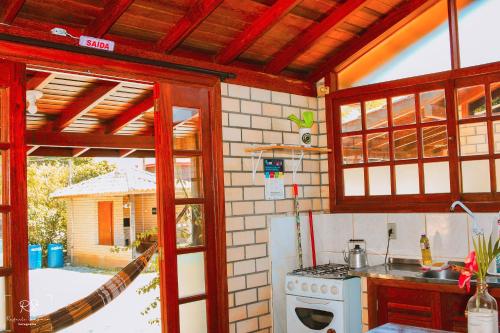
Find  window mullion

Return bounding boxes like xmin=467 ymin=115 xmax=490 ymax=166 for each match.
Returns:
xmin=445 ymin=80 xmax=461 ymax=198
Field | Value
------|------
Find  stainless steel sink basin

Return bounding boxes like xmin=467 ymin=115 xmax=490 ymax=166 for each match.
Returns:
xmin=421 ymin=270 xmax=460 ymax=280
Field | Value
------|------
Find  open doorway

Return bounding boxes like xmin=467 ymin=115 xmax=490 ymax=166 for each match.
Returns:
xmin=18 ymin=67 xmax=223 ymax=333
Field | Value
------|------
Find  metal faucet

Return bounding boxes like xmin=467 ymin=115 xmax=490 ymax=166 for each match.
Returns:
xmin=450 ymin=200 xmax=483 ymax=235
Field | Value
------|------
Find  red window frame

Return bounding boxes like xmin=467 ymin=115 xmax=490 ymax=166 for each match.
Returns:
xmin=327 ymin=62 xmax=500 ymax=212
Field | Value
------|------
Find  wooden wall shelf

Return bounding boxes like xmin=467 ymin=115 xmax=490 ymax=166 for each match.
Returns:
xmin=245 ymin=145 xmax=331 ymax=153
xmin=245 ymin=145 xmax=331 ymax=184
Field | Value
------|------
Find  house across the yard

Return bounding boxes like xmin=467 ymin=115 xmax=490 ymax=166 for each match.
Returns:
xmin=51 ymin=168 xmax=157 ymax=269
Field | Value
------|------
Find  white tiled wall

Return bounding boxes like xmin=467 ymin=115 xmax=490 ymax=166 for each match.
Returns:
xmin=313 ymin=213 xmax=499 ymax=265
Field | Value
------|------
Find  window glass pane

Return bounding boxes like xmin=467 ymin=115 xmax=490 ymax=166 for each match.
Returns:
xmin=391 ymin=95 xmax=416 ymax=126
xmin=420 ymin=90 xmax=447 ymax=123
xmin=368 ymin=166 xmax=391 ymax=195
xmin=0 ymin=277 xmax=5 ymax=331
xmin=365 ymin=99 xmax=388 ymax=129
xmin=461 ymin=160 xmax=491 ymax=193
xmin=175 ymin=156 xmax=203 ymax=199
xmin=493 ymin=120 xmax=500 ymax=153
xmin=180 ymin=300 xmax=207 ymax=333
xmin=338 ymin=0 xmax=450 ymax=88
xmin=174 ymin=107 xmax=200 ymax=150
xmin=178 ymin=252 xmax=206 ymax=298
xmin=342 ymin=136 xmax=363 ymax=164
xmin=367 ymin=133 xmax=389 ymax=162
xmin=176 ymin=204 xmax=204 ymax=248
xmin=341 ymin=103 xmax=362 ymax=133
xmin=422 ymin=126 xmax=448 ymax=158
xmin=424 ymin=162 xmax=450 ymax=193
xmin=492 ymin=82 xmax=500 ymax=114
xmin=395 ymin=164 xmax=420 ymax=195
xmin=394 ymin=129 xmax=417 ymax=160
xmin=343 ymin=168 xmax=364 ymax=196
xmin=495 ymin=159 xmax=500 ymax=192
xmin=459 ymin=123 xmax=488 ymax=156
xmin=457 ymin=85 xmax=486 ymax=119
xmin=457 ymin=0 xmax=500 ymax=68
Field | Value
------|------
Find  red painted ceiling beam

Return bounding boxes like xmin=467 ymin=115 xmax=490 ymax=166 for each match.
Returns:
xmin=156 ymin=0 xmax=223 ymax=53
xmin=26 ymin=71 xmax=55 ymax=90
xmin=264 ymin=0 xmax=367 ymax=74
xmin=105 ymin=95 xmax=154 ymax=134
xmin=1 ymin=0 xmax=25 ymax=24
xmin=215 ymin=0 xmax=302 ymax=65
xmin=308 ymin=0 xmax=437 ymax=82
xmin=85 ymin=0 xmax=135 ymax=38
xmin=51 ymin=81 xmax=122 ymax=131
xmin=26 ymin=130 xmax=154 ymax=150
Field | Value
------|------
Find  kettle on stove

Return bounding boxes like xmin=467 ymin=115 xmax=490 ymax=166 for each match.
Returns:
xmin=343 ymin=239 xmax=368 ymax=269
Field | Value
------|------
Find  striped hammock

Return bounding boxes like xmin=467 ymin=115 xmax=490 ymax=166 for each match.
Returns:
xmin=30 ymin=242 xmax=158 ymax=333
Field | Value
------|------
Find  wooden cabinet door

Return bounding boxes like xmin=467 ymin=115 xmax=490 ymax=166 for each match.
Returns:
xmin=377 ymin=286 xmax=441 ymax=329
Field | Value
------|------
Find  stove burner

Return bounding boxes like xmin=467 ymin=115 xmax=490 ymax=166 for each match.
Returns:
xmin=290 ymin=263 xmax=349 ymax=279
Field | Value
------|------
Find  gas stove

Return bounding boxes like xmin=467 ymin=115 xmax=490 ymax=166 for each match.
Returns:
xmin=286 ymin=263 xmax=361 ymax=333
xmin=289 ymin=263 xmax=350 ymax=279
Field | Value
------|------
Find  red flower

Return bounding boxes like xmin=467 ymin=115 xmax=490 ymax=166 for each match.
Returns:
xmin=465 ymin=251 xmax=478 ymax=272
xmin=457 ymin=251 xmax=478 ymax=292
xmin=459 ymin=269 xmax=473 ymax=292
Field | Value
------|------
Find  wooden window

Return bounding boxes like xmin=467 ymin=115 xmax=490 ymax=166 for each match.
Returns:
xmin=328 ymin=64 xmax=500 ymax=212
xmin=97 ymin=201 xmax=114 ymax=246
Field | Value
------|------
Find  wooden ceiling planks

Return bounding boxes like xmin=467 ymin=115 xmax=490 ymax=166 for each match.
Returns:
xmin=156 ymin=0 xmax=224 ymax=53
xmin=85 ymin=0 xmax=135 ymax=38
xmin=308 ymin=0 xmax=438 ymax=81
xmin=1 ymin=0 xmax=430 ymax=93
xmin=264 ymin=0 xmax=369 ymax=74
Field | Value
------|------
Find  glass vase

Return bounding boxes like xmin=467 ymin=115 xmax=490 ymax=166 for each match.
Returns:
xmin=467 ymin=280 xmax=499 ymax=333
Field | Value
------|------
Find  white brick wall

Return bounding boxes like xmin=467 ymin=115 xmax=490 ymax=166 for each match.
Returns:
xmin=222 ymin=83 xmax=328 ymax=333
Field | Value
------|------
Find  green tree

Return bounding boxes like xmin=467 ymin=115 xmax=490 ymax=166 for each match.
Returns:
xmin=27 ymin=157 xmax=116 ymax=253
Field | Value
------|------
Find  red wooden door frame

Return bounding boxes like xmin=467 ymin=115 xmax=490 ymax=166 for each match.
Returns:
xmin=154 ymin=82 xmax=228 ymax=333
xmin=0 ymin=60 xmax=29 ymax=333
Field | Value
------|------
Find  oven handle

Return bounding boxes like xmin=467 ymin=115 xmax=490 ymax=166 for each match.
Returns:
xmin=296 ymin=296 xmax=332 ymax=306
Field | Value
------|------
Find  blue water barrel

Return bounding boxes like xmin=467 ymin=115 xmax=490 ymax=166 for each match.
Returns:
xmin=28 ymin=245 xmax=42 ymax=270
xmin=47 ymin=243 xmax=64 ymax=268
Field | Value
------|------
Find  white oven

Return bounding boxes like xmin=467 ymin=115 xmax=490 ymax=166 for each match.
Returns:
xmin=285 ymin=265 xmax=361 ymax=333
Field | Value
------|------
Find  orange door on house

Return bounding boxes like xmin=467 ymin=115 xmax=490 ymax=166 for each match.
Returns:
xmin=98 ymin=201 xmax=114 ymax=245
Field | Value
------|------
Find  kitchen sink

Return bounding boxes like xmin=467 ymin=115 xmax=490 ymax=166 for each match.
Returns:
xmin=421 ymin=269 xmax=460 ymax=280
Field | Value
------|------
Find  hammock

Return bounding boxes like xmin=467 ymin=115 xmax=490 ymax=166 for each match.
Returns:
xmin=30 ymin=242 xmax=158 ymax=333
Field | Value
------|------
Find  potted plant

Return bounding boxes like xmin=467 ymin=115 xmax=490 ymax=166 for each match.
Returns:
xmin=454 ymin=233 xmax=500 ymax=332
xmin=288 ymin=112 xmax=314 ymax=147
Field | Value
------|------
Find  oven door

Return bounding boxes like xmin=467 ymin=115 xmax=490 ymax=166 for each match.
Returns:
xmin=286 ymin=295 xmax=344 ymax=333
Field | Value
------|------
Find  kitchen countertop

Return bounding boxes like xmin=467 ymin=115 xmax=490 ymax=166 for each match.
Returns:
xmin=349 ymin=262 xmax=500 ymax=287
xmin=367 ymin=323 xmax=452 ymax=332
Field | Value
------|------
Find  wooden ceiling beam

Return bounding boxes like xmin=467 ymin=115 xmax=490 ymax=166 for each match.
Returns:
xmin=26 ymin=71 xmax=55 ymax=90
xmin=50 ymin=81 xmax=122 ymax=131
xmin=215 ymin=0 xmax=302 ymax=65
xmin=72 ymin=147 xmax=91 ymax=157
xmin=105 ymin=95 xmax=154 ymax=134
xmin=85 ymin=0 xmax=135 ymax=38
xmin=264 ymin=0 xmax=368 ymax=74
xmin=26 ymin=130 xmax=154 ymax=150
xmin=0 ymin=0 xmax=25 ymax=24
xmin=308 ymin=0 xmax=438 ymax=82
xmin=156 ymin=0 xmax=223 ymax=53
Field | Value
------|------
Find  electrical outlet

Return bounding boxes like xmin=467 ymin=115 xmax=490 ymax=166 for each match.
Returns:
xmin=387 ymin=223 xmax=397 ymax=240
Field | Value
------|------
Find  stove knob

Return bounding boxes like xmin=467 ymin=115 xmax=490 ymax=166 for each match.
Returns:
xmin=301 ymin=283 xmax=309 ymax=292
xmin=311 ymin=284 xmax=318 ymax=292
xmin=320 ymin=285 xmax=328 ymax=294
xmin=287 ymin=281 xmax=295 ymax=291
xmin=331 ymin=286 xmax=338 ymax=295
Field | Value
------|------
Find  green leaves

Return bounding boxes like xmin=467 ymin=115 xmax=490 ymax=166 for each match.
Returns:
xmin=473 ymin=233 xmax=500 ymax=281
xmin=287 ymin=111 xmax=314 ymax=128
